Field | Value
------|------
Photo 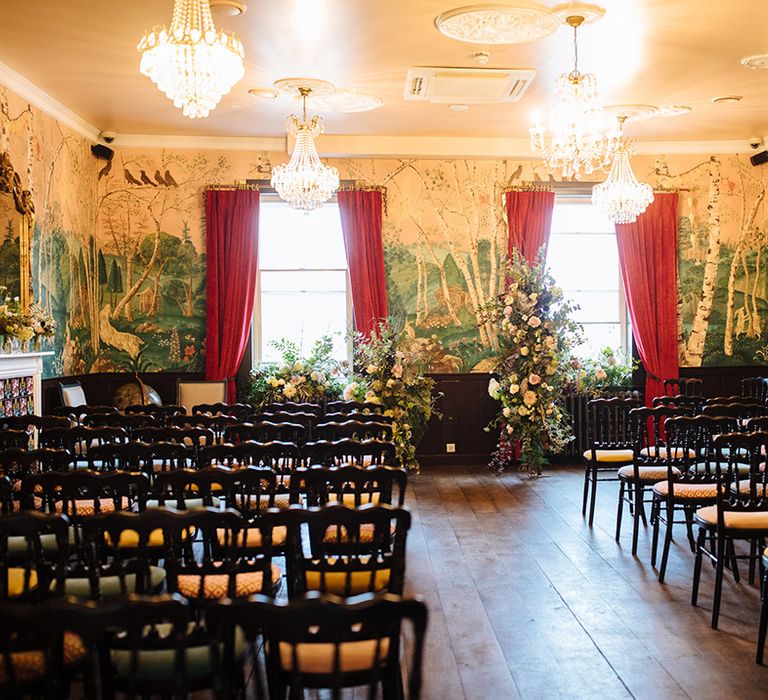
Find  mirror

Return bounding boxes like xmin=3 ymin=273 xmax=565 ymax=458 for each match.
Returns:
xmin=0 ymin=151 xmax=33 ymax=309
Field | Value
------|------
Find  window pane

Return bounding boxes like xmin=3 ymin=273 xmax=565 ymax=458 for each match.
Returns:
xmin=261 ymin=291 xmax=348 ymax=362
xmin=567 ymin=291 xmax=620 ymax=324
xmin=580 ymin=324 xmax=622 ymax=357
xmin=259 ymin=202 xmax=347 ymax=269
xmin=550 ymin=202 xmax=615 ymax=234
xmin=547 ymin=233 xmax=619 ymax=290
xmin=261 ymin=270 xmax=347 ymax=293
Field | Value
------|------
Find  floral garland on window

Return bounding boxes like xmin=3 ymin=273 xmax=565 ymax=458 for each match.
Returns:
xmin=345 ymin=321 xmax=438 ymax=470
xmin=482 ymin=252 xmax=581 ymax=475
xmin=246 ymin=336 xmax=344 ymax=410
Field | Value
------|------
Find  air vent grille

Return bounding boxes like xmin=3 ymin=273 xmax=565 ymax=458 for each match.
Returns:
xmin=404 ymin=66 xmax=535 ymax=104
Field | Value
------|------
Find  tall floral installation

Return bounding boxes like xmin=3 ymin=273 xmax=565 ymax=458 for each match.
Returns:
xmin=483 ymin=252 xmax=582 ymax=475
xmin=246 ymin=336 xmax=344 ymax=410
xmin=345 ymin=321 xmax=438 ymax=471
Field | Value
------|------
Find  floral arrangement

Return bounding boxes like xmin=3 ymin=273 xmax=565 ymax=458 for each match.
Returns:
xmin=566 ymin=347 xmax=637 ymax=396
xmin=0 ymin=288 xmax=55 ymax=350
xmin=482 ymin=252 xmax=582 ymax=475
xmin=345 ymin=321 xmax=438 ymax=471
xmin=246 ymin=336 xmax=344 ymax=410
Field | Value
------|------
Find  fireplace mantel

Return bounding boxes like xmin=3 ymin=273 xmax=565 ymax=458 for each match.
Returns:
xmin=0 ymin=352 xmax=53 ymax=417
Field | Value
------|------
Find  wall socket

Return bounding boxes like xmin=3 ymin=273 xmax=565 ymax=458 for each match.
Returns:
xmin=446 ymin=443 xmax=456 ymax=453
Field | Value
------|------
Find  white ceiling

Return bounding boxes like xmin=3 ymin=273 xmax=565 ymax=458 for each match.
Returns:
xmin=0 ymin=0 xmax=767 ymax=144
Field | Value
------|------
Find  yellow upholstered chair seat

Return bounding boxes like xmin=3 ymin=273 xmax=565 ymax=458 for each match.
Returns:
xmin=321 ymin=523 xmax=395 ymax=545
xmin=652 ymin=481 xmax=718 ymax=499
xmin=639 ymin=447 xmax=696 ymax=459
xmin=278 ymin=638 xmax=390 ymax=674
xmin=732 ymin=480 xmax=768 ymax=496
xmin=215 ymin=526 xmax=288 ymax=548
xmin=7 ymin=568 xmax=38 ymax=597
xmin=0 ymin=632 xmax=85 ymax=683
xmin=175 ymin=563 xmax=282 ymax=599
xmin=48 ymin=497 xmax=129 ymax=517
xmin=104 ymin=526 xmax=193 ymax=549
xmin=247 ymin=494 xmax=291 ymax=511
xmin=327 ymin=493 xmax=381 ymax=507
xmin=582 ymin=449 xmax=634 ymax=463
xmin=305 ymin=567 xmax=390 ymax=595
xmin=695 ymin=506 xmax=768 ymax=529
xmin=618 ymin=465 xmax=682 ymax=481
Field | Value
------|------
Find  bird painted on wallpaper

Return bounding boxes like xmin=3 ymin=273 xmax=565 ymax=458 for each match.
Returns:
xmin=508 ymin=164 xmax=523 ymax=183
xmin=98 ymin=159 xmax=112 ymax=180
xmin=154 ymin=169 xmax=167 ymax=186
xmin=139 ymin=170 xmax=157 ymax=186
xmin=124 ymin=169 xmax=142 ymax=186
xmin=164 ymin=169 xmax=179 ymax=187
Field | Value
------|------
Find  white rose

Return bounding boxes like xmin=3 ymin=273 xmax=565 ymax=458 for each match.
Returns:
xmin=509 ymin=384 xmax=520 ymax=395
xmin=488 ymin=378 xmax=501 ymax=399
xmin=366 ymin=364 xmax=378 ymax=375
xmin=520 ymin=347 xmax=529 ymax=356
xmin=502 ymin=407 xmax=511 ymax=418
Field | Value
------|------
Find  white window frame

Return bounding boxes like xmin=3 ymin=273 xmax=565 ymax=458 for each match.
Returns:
xmin=551 ymin=193 xmax=632 ymax=357
xmin=252 ymin=195 xmax=353 ymax=366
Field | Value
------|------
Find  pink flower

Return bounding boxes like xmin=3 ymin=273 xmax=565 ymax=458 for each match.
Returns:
xmin=527 ymin=316 xmax=541 ymax=328
xmin=503 ymin=306 xmax=513 ymax=318
xmin=528 ymin=373 xmax=541 ymax=385
xmin=392 ymin=364 xmax=404 ymax=378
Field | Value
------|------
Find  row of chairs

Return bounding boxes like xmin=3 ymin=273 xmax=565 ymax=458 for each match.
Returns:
xmin=583 ymin=396 xmax=768 ymax=664
xmin=0 ymin=592 xmax=427 ymax=699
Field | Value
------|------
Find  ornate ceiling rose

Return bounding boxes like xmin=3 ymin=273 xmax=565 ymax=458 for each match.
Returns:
xmin=308 ymin=89 xmax=383 ymax=114
xmin=434 ymin=3 xmax=561 ymax=45
xmin=741 ymin=54 xmax=768 ymax=70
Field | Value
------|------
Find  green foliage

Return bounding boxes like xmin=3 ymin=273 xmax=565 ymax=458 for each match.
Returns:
xmin=482 ymin=251 xmax=582 ymax=475
xmin=566 ymin=347 xmax=637 ymax=396
xmin=345 ymin=320 xmax=438 ymax=470
xmin=246 ymin=336 xmax=345 ymax=410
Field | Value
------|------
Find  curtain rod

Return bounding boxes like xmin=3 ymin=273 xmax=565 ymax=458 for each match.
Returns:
xmin=503 ymin=182 xmax=553 ymax=193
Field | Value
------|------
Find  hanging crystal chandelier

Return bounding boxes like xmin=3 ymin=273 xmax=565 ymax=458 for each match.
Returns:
xmin=592 ymin=117 xmax=654 ymax=223
xmin=530 ymin=15 xmax=619 ymax=179
xmin=137 ymin=0 xmax=245 ymax=119
xmin=271 ymin=87 xmax=340 ymax=211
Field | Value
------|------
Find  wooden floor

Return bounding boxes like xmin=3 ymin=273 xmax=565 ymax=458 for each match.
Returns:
xmin=404 ymin=464 xmax=768 ymax=700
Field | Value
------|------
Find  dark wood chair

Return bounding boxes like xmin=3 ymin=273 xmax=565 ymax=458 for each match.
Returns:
xmin=134 ymin=426 xmax=214 ymax=465
xmin=300 ymin=465 xmax=408 ymax=508
xmin=742 ymin=376 xmax=768 ymax=403
xmin=326 ymin=401 xmax=382 ymax=414
xmin=324 ymin=411 xmax=394 ymax=425
xmin=702 ymin=402 xmax=768 ymax=429
xmin=302 ymin=439 xmax=398 ymax=468
xmin=692 ymin=431 xmax=768 ymax=628
xmin=259 ymin=410 xmax=319 ymax=439
xmin=265 ymin=401 xmax=322 ymax=415
xmin=757 ymin=549 xmax=768 ymax=663
xmin=663 ymin=377 xmax=703 ymax=396
xmin=152 ymin=467 xmax=232 ymax=510
xmin=1 ymin=415 xmax=70 ymax=432
xmin=82 ymin=412 xmax=153 ymax=437
xmin=123 ymin=404 xmax=185 ymax=422
xmin=224 ymin=420 xmax=307 ymax=444
xmin=0 ymin=429 xmax=30 ymax=449
xmin=582 ymin=397 xmax=641 ymax=527
xmin=316 ymin=420 xmax=394 ymax=442
xmin=53 ymin=404 xmax=117 ymax=425
xmin=167 ymin=413 xmax=236 ymax=443
xmin=650 ymin=415 xmax=738 ymax=582
xmin=290 ymin=504 xmax=411 ymax=597
xmin=192 ymin=402 xmax=253 ymax=421
xmin=207 ymin=592 xmax=428 ymax=700
xmin=652 ymin=394 xmax=705 ymax=415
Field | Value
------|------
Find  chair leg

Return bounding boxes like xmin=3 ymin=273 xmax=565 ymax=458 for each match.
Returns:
xmin=659 ymin=508 xmax=675 ymax=584
xmin=582 ymin=465 xmax=591 ymax=516
xmin=692 ymin=527 xmax=706 ymax=606
xmin=726 ymin=538 xmax=741 ymax=584
xmin=651 ymin=499 xmax=660 ymax=567
xmin=615 ymin=481 xmax=625 ymax=542
xmin=749 ymin=539 xmax=758 ymax=586
xmin=638 ymin=485 xmax=648 ymax=526
xmin=712 ymin=535 xmax=728 ymax=629
xmin=684 ymin=506 xmax=696 ymax=552
xmin=588 ymin=466 xmax=599 ymax=526
xmin=631 ymin=483 xmax=643 ymax=556
xmin=758 ymin=572 xmax=768 ymax=664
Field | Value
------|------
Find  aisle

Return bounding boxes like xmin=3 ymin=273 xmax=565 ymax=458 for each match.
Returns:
xmin=404 ymin=464 xmax=768 ymax=700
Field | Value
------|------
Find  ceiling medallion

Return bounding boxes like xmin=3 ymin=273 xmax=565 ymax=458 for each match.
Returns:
xmin=530 ymin=12 xmax=618 ymax=179
xmin=270 ymin=83 xmax=340 ymax=212
xmin=308 ymin=89 xmax=383 ymax=114
xmin=655 ymin=105 xmax=691 ymax=118
xmin=435 ymin=4 xmax=561 ymax=45
xmin=604 ymin=104 xmax=659 ymax=122
xmin=741 ymin=54 xmax=768 ymax=70
xmin=592 ymin=116 xmax=654 ymax=224
xmin=137 ymin=0 xmax=245 ymax=119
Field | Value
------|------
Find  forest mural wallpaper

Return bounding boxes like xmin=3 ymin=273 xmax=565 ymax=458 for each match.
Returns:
xmin=1 ymin=82 xmax=767 ymax=378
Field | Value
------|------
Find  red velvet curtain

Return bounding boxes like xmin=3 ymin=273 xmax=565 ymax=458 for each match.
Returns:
xmin=615 ymin=193 xmax=679 ymax=405
xmin=505 ymin=189 xmax=556 ymax=264
xmin=205 ymin=189 xmax=260 ymax=402
xmin=338 ymin=189 xmax=387 ymax=336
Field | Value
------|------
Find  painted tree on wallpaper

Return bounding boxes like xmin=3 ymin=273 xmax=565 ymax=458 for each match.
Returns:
xmin=96 ymin=151 xmax=230 ymax=373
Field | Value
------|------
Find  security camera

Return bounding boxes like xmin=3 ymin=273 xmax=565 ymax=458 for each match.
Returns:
xmin=100 ymin=130 xmax=117 ymax=144
xmin=749 ymin=136 xmax=764 ymax=150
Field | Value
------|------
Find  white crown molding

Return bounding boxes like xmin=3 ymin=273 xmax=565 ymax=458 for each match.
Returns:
xmin=114 ymin=133 xmax=287 ymax=152
xmin=0 ymin=59 xmax=101 ymax=143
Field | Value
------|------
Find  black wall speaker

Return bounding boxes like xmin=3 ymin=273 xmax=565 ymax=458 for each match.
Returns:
xmin=750 ymin=150 xmax=768 ymax=167
xmin=90 ymin=143 xmax=114 ymax=160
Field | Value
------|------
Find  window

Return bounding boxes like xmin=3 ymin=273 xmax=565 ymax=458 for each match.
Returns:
xmin=254 ymin=199 xmax=351 ymax=363
xmin=546 ymin=198 xmax=631 ymax=357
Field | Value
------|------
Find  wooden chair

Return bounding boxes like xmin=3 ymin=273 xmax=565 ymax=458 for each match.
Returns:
xmin=88 ymin=440 xmax=188 ymax=477
xmin=134 ymin=426 xmax=214 ymax=465
xmin=265 ymin=401 xmax=322 ymax=415
xmin=224 ymin=420 xmax=307 ymax=444
xmin=1 ymin=415 xmax=70 ymax=432
xmin=290 ymin=504 xmax=411 ymax=597
xmin=663 ymin=377 xmax=703 ymax=396
xmin=742 ymin=376 xmax=768 ymax=403
xmin=692 ymin=431 xmax=768 ymax=628
xmin=176 ymin=378 xmax=227 ymax=413
xmin=652 ymin=394 xmax=705 ymax=415
xmin=757 ymin=548 xmax=768 ymax=663
xmin=58 ymin=380 xmax=87 ymax=408
xmin=581 ymin=397 xmax=641 ymax=527
xmin=81 ymin=412 xmax=153 ymax=437
xmin=123 ymin=404 xmax=185 ymax=422
xmin=316 ymin=420 xmax=394 ymax=442
xmin=53 ymin=404 xmax=117 ymax=425
xmin=192 ymin=402 xmax=253 ymax=421
xmin=326 ymin=401 xmax=382 ymax=414
xmin=702 ymin=402 xmax=768 ymax=429
xmin=0 ymin=428 xmax=30 ymax=449
xmin=208 ymin=592 xmax=428 ymax=700
xmin=650 ymin=415 xmax=737 ymax=582
xmin=300 ymin=465 xmax=408 ymax=508
xmin=302 ymin=439 xmax=398 ymax=468
xmin=260 ymin=410 xmax=319 ymax=439
xmin=167 ymin=413 xmax=236 ymax=444
xmin=324 ymin=411 xmax=394 ymax=425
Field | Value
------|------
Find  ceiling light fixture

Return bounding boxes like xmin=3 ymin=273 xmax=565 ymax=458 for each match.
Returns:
xmin=209 ymin=0 xmax=247 ymax=17
xmin=592 ymin=116 xmax=653 ymax=224
xmin=271 ymin=85 xmax=340 ymax=211
xmin=712 ymin=95 xmax=743 ymax=104
xmin=741 ymin=54 xmax=768 ymax=70
xmin=530 ymin=13 xmax=618 ymax=178
xmin=435 ymin=4 xmax=561 ymax=44
xmin=137 ymin=0 xmax=245 ymax=119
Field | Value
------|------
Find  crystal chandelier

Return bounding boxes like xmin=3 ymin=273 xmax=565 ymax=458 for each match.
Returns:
xmin=271 ymin=87 xmax=340 ymax=211
xmin=530 ymin=15 xmax=618 ymax=178
xmin=592 ymin=118 xmax=654 ymax=224
xmin=137 ymin=0 xmax=245 ymax=119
